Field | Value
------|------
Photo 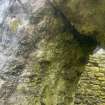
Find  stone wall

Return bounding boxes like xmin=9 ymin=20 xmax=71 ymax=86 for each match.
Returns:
xmin=75 ymin=48 xmax=105 ymax=105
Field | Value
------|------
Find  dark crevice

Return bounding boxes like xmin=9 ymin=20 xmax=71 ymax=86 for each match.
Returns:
xmin=47 ymin=0 xmax=98 ymax=52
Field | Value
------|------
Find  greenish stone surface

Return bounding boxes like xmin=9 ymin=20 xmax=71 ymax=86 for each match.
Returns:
xmin=75 ymin=51 xmax=105 ymax=105
xmin=2 ymin=0 xmax=105 ymax=105
xmin=12 ymin=0 xmax=105 ymax=105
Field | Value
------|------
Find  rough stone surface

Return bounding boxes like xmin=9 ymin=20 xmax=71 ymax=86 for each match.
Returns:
xmin=75 ymin=49 xmax=105 ymax=105
xmin=0 ymin=0 xmax=105 ymax=105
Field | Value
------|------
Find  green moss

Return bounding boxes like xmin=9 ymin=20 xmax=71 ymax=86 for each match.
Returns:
xmin=23 ymin=2 xmax=100 ymax=104
xmin=26 ymin=29 xmax=88 ymax=105
xmin=9 ymin=19 xmax=21 ymax=32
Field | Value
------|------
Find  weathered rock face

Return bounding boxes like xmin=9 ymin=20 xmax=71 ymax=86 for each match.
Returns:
xmin=0 ymin=0 xmax=105 ymax=105
xmin=75 ymin=49 xmax=105 ymax=105
xmin=11 ymin=1 xmax=89 ymax=104
xmin=53 ymin=0 xmax=105 ymax=47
